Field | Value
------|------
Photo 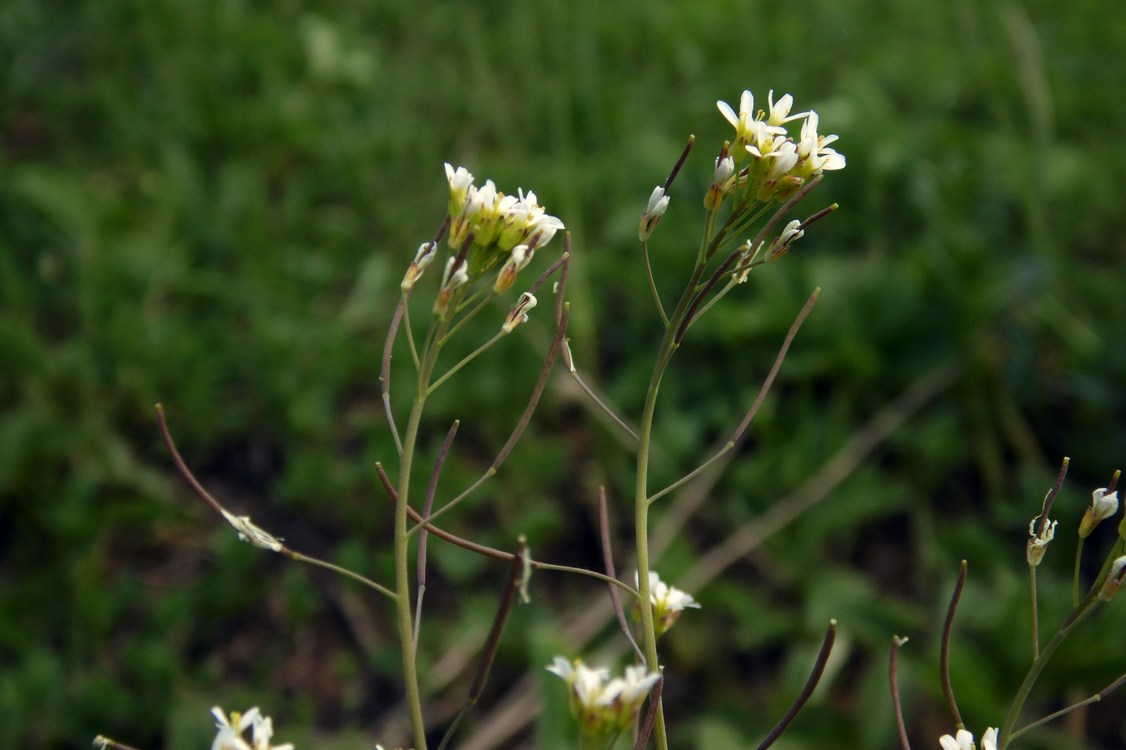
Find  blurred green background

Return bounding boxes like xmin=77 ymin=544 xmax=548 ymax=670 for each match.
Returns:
xmin=2 ymin=0 xmax=1124 ymax=748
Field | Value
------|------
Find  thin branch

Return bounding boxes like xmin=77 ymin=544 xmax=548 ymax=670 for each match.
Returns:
xmin=641 ymin=241 xmax=670 ymax=327
xmin=378 ymin=462 xmax=638 ymax=595
xmin=648 ymin=287 xmax=820 ymax=505
xmin=414 ymin=305 xmax=569 ymax=531
xmin=633 ymin=673 xmax=664 ymax=750
xmin=436 ymin=541 xmax=527 ymax=750
xmin=663 ymin=135 xmax=695 ymax=192
xmin=381 ymin=298 xmax=407 ymax=456
xmin=889 ymin=636 xmax=913 ymax=750
xmin=452 ymin=362 xmax=962 ymax=750
xmin=427 ymin=331 xmax=505 ymax=393
xmin=599 ymin=487 xmax=644 ymax=661
xmin=415 ymin=420 xmax=460 ymax=649
xmin=754 ymin=620 xmax=838 ymax=750
xmin=1012 ymin=669 xmax=1126 ymax=740
xmin=941 ymin=561 xmax=968 ymax=730
xmin=675 ymin=175 xmax=823 ymax=344
xmin=158 ymin=405 xmax=395 ymax=600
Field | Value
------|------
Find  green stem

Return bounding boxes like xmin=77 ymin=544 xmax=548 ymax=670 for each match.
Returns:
xmin=395 ymin=339 xmax=444 ymax=750
xmin=998 ymin=594 xmax=1100 ymax=748
xmin=633 ymin=259 xmax=708 ymax=750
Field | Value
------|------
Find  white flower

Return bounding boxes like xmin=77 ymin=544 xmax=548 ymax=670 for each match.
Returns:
xmin=1026 ymin=515 xmax=1057 ymax=566
xmin=210 ymin=706 xmax=294 ymax=750
xmin=444 ymin=163 xmax=475 ymax=214
xmin=766 ymin=90 xmax=809 ymax=127
xmin=638 ymin=571 xmax=700 ymax=635
xmin=401 ymin=241 xmax=437 ymax=292
xmin=220 ymin=510 xmax=284 ymax=553
xmin=798 ymin=112 xmax=846 ymax=173
xmin=938 ymin=728 xmax=975 ymax=750
xmin=546 ymin=657 xmax=659 ymax=740
xmin=211 ymin=707 xmax=257 ymax=750
xmin=981 ymin=728 xmax=998 ymax=750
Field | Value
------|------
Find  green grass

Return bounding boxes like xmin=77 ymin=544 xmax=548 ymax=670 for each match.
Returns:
xmin=2 ymin=0 xmax=1125 ymax=747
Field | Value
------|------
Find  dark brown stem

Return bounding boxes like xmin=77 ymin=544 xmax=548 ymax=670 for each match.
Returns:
xmin=633 ymin=674 xmax=664 ymax=750
xmin=754 ymin=620 xmax=838 ymax=750
xmin=415 ymin=420 xmax=460 ymax=646
xmin=663 ymin=135 xmax=695 ymax=192
xmin=889 ymin=637 xmax=913 ymax=750
xmin=155 ymin=404 xmax=226 ymax=517
xmin=941 ymin=561 xmax=968 ymax=729
xmin=436 ymin=541 xmax=527 ymax=750
xmin=599 ymin=487 xmax=644 ymax=661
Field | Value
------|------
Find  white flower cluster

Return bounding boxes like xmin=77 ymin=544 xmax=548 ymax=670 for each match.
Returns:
xmin=211 ymin=706 xmax=293 ymax=750
xmin=715 ymin=90 xmax=845 ymax=204
xmin=444 ymin=163 xmax=564 ymax=279
xmin=939 ymin=727 xmax=997 ymax=750
xmin=546 ymin=657 xmax=660 ymax=742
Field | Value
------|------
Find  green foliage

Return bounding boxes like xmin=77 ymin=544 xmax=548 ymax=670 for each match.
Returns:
xmin=2 ymin=0 xmax=1125 ymax=747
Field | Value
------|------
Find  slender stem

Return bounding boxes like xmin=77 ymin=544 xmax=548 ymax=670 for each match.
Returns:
xmin=599 ymin=487 xmax=644 ymax=662
xmin=633 ymin=674 xmax=664 ymax=750
xmin=415 ymin=420 xmax=460 ymax=649
xmin=1011 ymin=668 xmax=1126 ymax=741
xmin=411 ymin=306 xmax=569 ymax=533
xmin=394 ymin=334 xmax=445 ymax=750
xmin=941 ymin=561 xmax=968 ymax=730
xmin=1072 ymin=537 xmax=1085 ymax=608
xmin=1029 ymin=564 xmax=1039 ymax=659
xmin=427 ymin=331 xmax=505 ymax=394
xmin=381 ymin=299 xmax=408 ymax=456
xmin=754 ymin=620 xmax=837 ymax=750
xmin=436 ymin=542 xmax=527 ymax=750
xmin=641 ymin=241 xmax=670 ymax=327
xmin=632 ymin=256 xmax=709 ymax=750
xmin=404 ymin=298 xmax=421 ymax=371
xmin=889 ymin=636 xmax=913 ymax=750
xmin=285 ymin=549 xmax=396 ymax=600
xmin=998 ymin=595 xmax=1100 ymax=748
xmin=648 ymin=288 xmax=820 ymax=506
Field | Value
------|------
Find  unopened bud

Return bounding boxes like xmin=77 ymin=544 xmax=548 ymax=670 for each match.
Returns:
xmin=401 ymin=242 xmax=436 ymax=292
xmin=1079 ymin=487 xmax=1119 ymax=538
xmin=639 ymin=186 xmax=670 ymax=241
xmin=1097 ymin=556 xmax=1126 ymax=601
xmin=434 ymin=258 xmax=469 ymax=316
xmin=494 ymin=245 xmax=532 ymax=293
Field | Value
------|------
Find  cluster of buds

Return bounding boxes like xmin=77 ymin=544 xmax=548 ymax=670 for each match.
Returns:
xmin=712 ymin=90 xmax=845 ymax=207
xmin=546 ymin=657 xmax=660 ymax=747
xmin=210 ymin=706 xmax=293 ymax=750
xmin=403 ymin=164 xmax=563 ymax=320
xmin=939 ymin=727 xmax=997 ymax=750
xmin=633 ymin=571 xmax=700 ymax=636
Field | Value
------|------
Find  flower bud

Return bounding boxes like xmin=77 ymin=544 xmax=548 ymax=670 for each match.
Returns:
xmin=1097 ymin=556 xmax=1126 ymax=602
xmin=1079 ymin=487 xmax=1119 ymax=538
xmin=401 ymin=242 xmax=436 ymax=292
xmin=638 ymin=186 xmax=670 ymax=241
